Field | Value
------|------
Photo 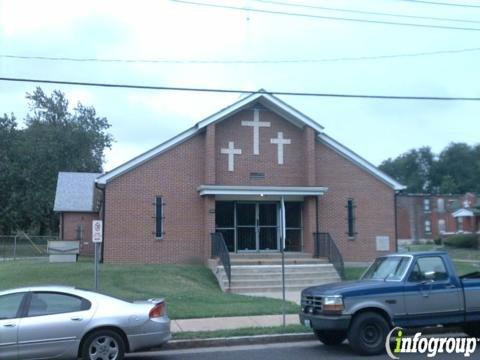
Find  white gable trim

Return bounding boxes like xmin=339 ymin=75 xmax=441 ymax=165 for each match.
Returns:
xmin=197 ymin=91 xmax=324 ymax=133
xmin=318 ymin=133 xmax=406 ymax=191
xmin=97 ymin=91 xmax=324 ymax=185
xmin=96 ymin=127 xmax=198 ymax=185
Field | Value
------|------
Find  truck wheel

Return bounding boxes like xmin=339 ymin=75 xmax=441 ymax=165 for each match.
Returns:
xmin=347 ymin=312 xmax=390 ymax=355
xmin=463 ymin=322 xmax=480 ymax=338
xmin=314 ymin=330 xmax=346 ymax=346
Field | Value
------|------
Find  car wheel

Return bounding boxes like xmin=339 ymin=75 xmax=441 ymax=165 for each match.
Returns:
xmin=347 ymin=312 xmax=390 ymax=355
xmin=463 ymin=322 xmax=480 ymax=338
xmin=81 ymin=329 xmax=125 ymax=360
xmin=314 ymin=329 xmax=346 ymax=346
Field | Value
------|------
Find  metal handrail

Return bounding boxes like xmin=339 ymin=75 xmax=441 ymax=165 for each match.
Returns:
xmin=211 ymin=232 xmax=231 ymax=289
xmin=313 ymin=232 xmax=345 ymax=279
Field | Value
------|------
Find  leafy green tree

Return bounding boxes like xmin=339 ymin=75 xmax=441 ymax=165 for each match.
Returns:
xmin=379 ymin=147 xmax=435 ymax=193
xmin=1 ymin=87 xmax=113 ymax=234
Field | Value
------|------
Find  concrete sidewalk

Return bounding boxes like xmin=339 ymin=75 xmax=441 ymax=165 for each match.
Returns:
xmin=171 ymin=314 xmax=299 ymax=333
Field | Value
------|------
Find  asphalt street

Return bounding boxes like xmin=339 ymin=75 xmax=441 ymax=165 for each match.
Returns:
xmin=126 ymin=340 xmax=474 ymax=360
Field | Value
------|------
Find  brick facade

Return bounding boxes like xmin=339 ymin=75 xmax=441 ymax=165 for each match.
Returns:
xmin=397 ymin=193 xmax=480 ymax=243
xmin=95 ymin=104 xmax=399 ymax=264
xmin=60 ymin=212 xmax=99 ymax=256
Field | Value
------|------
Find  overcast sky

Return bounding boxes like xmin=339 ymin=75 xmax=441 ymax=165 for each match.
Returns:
xmin=1 ymin=0 xmax=479 ymax=172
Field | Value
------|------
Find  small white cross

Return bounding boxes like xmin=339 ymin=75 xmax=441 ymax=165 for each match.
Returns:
xmin=220 ymin=141 xmax=242 ymax=172
xmin=241 ymin=109 xmax=271 ymax=155
xmin=270 ymin=132 xmax=291 ymax=165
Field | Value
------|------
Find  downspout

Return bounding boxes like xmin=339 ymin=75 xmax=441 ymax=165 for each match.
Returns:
xmin=315 ymin=196 xmax=319 ymax=234
xmin=394 ymin=191 xmax=399 ymax=253
xmin=61 ymin=213 xmax=64 ymax=240
xmin=95 ymin=183 xmax=106 ymax=263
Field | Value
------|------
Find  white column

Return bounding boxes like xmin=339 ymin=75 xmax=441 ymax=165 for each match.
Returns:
xmin=220 ymin=141 xmax=242 ymax=172
xmin=270 ymin=132 xmax=291 ymax=165
xmin=241 ymin=109 xmax=271 ymax=155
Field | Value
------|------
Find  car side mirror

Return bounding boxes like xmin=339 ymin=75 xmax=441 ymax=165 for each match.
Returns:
xmin=424 ymin=271 xmax=435 ymax=281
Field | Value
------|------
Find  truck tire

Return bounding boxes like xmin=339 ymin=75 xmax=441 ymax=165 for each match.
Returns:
xmin=347 ymin=312 xmax=390 ymax=355
xmin=463 ymin=322 xmax=480 ymax=338
xmin=314 ymin=330 xmax=346 ymax=346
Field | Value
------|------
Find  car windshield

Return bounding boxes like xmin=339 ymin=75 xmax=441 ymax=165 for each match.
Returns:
xmin=361 ymin=256 xmax=410 ymax=281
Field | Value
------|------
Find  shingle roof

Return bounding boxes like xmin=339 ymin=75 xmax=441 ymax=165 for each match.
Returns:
xmin=53 ymin=172 xmax=101 ymax=212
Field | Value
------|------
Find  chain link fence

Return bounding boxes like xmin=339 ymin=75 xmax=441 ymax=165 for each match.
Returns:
xmin=0 ymin=234 xmax=57 ymax=261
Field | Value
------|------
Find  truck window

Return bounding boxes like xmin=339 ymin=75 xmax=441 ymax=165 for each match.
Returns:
xmin=362 ymin=256 xmax=410 ymax=281
xmin=408 ymin=256 xmax=448 ymax=282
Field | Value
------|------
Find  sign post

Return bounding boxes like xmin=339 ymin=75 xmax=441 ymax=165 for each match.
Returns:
xmin=92 ymin=220 xmax=103 ymax=290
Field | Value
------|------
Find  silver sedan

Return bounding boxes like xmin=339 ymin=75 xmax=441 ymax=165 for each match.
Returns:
xmin=0 ymin=285 xmax=171 ymax=360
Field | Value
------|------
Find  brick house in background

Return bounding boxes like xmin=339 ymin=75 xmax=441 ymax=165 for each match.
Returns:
xmin=54 ymin=91 xmax=405 ymax=264
xmin=397 ymin=193 xmax=480 ymax=244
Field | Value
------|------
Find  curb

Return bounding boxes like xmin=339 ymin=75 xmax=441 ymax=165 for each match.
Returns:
xmin=161 ymin=332 xmax=316 ymax=350
xmin=153 ymin=327 xmax=465 ymax=351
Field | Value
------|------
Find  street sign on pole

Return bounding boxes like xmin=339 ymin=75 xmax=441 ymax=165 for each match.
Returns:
xmin=92 ymin=220 xmax=103 ymax=290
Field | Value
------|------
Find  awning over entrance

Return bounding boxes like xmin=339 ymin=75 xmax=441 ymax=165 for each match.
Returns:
xmin=197 ymin=185 xmax=328 ymax=197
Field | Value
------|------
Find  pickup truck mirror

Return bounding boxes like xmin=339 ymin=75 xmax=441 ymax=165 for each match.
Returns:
xmin=424 ymin=271 xmax=436 ymax=281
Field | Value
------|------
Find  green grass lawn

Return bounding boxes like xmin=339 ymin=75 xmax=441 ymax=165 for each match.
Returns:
xmin=0 ymin=259 xmax=299 ymax=319
xmin=173 ymin=324 xmax=311 ymax=340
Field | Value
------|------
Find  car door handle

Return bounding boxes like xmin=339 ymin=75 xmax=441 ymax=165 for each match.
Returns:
xmin=71 ymin=317 xmax=83 ymax=321
xmin=446 ymin=284 xmax=456 ymax=289
xmin=3 ymin=323 xmax=16 ymax=328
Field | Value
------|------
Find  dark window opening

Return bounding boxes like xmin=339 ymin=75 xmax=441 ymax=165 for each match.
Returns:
xmin=347 ymin=198 xmax=356 ymax=239
xmin=155 ymin=196 xmax=164 ymax=238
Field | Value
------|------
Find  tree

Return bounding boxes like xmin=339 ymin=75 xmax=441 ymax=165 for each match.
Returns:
xmin=379 ymin=147 xmax=435 ymax=193
xmin=380 ymin=142 xmax=480 ymax=194
xmin=1 ymin=88 xmax=113 ymax=234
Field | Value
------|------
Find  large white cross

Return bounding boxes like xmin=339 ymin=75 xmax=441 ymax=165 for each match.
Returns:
xmin=220 ymin=141 xmax=242 ymax=172
xmin=270 ymin=132 xmax=291 ymax=165
xmin=241 ymin=109 xmax=271 ymax=155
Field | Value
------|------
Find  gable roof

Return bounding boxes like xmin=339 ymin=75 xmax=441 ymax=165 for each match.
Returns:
xmin=96 ymin=90 xmax=405 ymax=191
xmin=54 ymin=172 xmax=101 ymax=212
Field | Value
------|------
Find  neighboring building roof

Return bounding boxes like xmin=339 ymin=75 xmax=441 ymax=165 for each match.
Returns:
xmin=54 ymin=172 xmax=101 ymax=212
xmin=96 ymin=90 xmax=405 ymax=191
xmin=452 ymin=208 xmax=480 ymax=218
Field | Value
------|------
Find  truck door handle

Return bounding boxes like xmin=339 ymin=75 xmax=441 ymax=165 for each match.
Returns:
xmin=71 ymin=317 xmax=83 ymax=321
xmin=3 ymin=323 xmax=16 ymax=328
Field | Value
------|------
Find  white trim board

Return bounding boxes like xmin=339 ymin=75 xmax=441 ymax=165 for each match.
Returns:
xmin=198 ymin=185 xmax=328 ymax=197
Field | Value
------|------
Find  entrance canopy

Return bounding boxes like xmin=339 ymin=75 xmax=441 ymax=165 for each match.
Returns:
xmin=197 ymin=185 xmax=328 ymax=197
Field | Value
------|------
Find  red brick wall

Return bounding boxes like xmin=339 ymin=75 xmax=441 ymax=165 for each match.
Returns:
xmin=215 ymin=109 xmax=306 ymax=186
xmin=98 ymin=106 xmax=397 ymax=264
xmin=316 ymin=142 xmax=396 ymax=262
xmin=103 ymin=134 xmax=206 ymax=264
xmin=61 ymin=212 xmax=99 ymax=256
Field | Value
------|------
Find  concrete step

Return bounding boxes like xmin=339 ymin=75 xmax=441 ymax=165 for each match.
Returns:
xmin=219 ymin=264 xmax=336 ymax=274
xmin=230 ymin=258 xmax=328 ymax=266
xmin=229 ymin=252 xmax=315 ymax=259
xmin=218 ymin=271 xmax=339 ymax=281
xmin=226 ymin=277 xmax=339 ymax=287
xmin=228 ymin=281 xmax=338 ymax=293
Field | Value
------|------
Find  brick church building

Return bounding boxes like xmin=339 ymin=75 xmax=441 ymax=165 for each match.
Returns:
xmin=54 ymin=91 xmax=405 ymax=264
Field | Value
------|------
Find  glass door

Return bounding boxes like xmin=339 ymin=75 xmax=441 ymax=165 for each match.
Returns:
xmin=258 ymin=203 xmax=279 ymax=251
xmin=236 ymin=203 xmax=257 ymax=251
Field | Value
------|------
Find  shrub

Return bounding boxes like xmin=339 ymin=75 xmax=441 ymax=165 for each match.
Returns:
xmin=434 ymin=238 xmax=442 ymax=246
xmin=444 ymin=234 xmax=479 ymax=249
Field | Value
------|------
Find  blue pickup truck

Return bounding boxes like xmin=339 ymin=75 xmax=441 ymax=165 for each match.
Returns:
xmin=300 ymin=251 xmax=480 ymax=355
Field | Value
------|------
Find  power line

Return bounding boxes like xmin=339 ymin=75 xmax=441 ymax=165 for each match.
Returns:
xmin=2 ymin=46 xmax=480 ymax=64
xmin=252 ymin=0 xmax=480 ymax=24
xmin=170 ymin=0 xmax=480 ymax=31
xmin=1 ymin=76 xmax=479 ymax=101
xmin=397 ymin=0 xmax=480 ymax=9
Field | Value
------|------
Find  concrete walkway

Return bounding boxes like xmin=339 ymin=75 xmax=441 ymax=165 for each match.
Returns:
xmin=171 ymin=314 xmax=299 ymax=333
